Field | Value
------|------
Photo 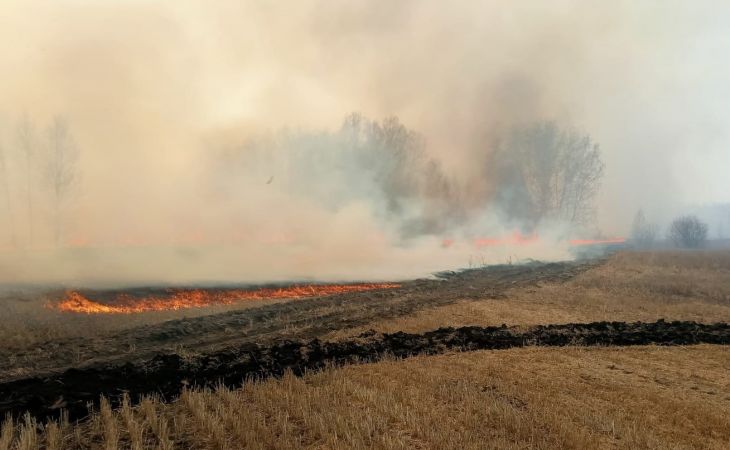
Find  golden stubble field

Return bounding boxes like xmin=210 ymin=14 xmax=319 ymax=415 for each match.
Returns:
xmin=328 ymin=250 xmax=730 ymax=338
xmin=2 ymin=250 xmax=730 ymax=449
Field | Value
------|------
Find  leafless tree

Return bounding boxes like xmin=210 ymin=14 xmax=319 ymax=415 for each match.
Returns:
xmin=45 ymin=116 xmax=79 ymax=246
xmin=631 ymin=209 xmax=658 ymax=248
xmin=491 ymin=122 xmax=604 ymax=228
xmin=221 ymin=113 xmax=458 ymax=238
xmin=668 ymin=215 xmax=707 ymax=248
xmin=363 ymin=115 xmax=425 ymax=212
xmin=0 ymin=141 xmax=16 ymax=247
xmin=339 ymin=113 xmax=459 ymax=235
xmin=17 ymin=115 xmax=36 ymax=245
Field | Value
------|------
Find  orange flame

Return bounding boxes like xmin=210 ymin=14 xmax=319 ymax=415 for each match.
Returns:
xmin=439 ymin=232 xmax=626 ymax=249
xmin=474 ymin=231 xmax=539 ymax=248
xmin=569 ymin=237 xmax=626 ymax=246
xmin=53 ymin=283 xmax=401 ymax=314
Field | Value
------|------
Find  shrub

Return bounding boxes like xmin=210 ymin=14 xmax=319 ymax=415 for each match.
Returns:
xmin=668 ymin=215 xmax=708 ymax=248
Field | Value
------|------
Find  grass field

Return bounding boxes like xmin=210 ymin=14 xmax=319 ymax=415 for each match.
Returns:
xmin=2 ymin=345 xmax=729 ymax=449
xmin=2 ymin=250 xmax=730 ymax=449
xmin=329 ymin=250 xmax=730 ymax=338
xmin=0 ymin=290 xmax=295 ymax=353
xmin=4 ymin=250 xmax=729 ymax=354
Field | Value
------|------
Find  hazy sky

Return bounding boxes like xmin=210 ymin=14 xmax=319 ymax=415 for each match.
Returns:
xmin=0 ymin=1 xmax=729 ymax=282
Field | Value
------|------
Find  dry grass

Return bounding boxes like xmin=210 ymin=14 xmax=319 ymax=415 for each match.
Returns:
xmin=5 ymin=250 xmax=727 ymax=353
xmin=3 ymin=250 xmax=730 ymax=448
xmin=3 ymin=345 xmax=729 ymax=449
xmin=0 ymin=293 xmax=290 ymax=353
xmin=329 ymin=250 xmax=730 ymax=338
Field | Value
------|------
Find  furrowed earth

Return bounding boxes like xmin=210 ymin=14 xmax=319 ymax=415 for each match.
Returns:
xmin=1 ymin=250 xmax=730 ymax=449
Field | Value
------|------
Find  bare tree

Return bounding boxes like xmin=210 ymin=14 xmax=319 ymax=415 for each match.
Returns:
xmin=492 ymin=122 xmax=605 ymax=228
xmin=339 ymin=113 xmax=458 ymax=235
xmin=668 ymin=215 xmax=707 ymax=248
xmin=221 ymin=113 xmax=458 ymax=239
xmin=0 ymin=141 xmax=17 ymax=247
xmin=17 ymin=115 xmax=36 ymax=246
xmin=631 ymin=209 xmax=658 ymax=248
xmin=45 ymin=116 xmax=79 ymax=247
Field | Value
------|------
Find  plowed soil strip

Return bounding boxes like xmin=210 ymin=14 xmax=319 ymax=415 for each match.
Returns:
xmin=2 ymin=319 xmax=728 ymax=422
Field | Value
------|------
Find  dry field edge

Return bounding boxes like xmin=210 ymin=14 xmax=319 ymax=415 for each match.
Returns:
xmin=0 ymin=260 xmax=596 ymax=381
xmin=2 ymin=319 xmax=729 ymax=423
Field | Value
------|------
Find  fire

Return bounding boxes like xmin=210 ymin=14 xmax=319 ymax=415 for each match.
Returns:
xmin=569 ymin=237 xmax=626 ymax=246
xmin=474 ymin=231 xmax=539 ymax=248
xmin=439 ymin=231 xmax=626 ymax=249
xmin=53 ymin=283 xmax=401 ymax=314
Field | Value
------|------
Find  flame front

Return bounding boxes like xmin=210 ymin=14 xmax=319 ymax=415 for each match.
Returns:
xmin=568 ymin=237 xmax=626 ymax=246
xmin=474 ymin=231 xmax=539 ymax=248
xmin=439 ymin=232 xmax=626 ymax=249
xmin=54 ymin=283 xmax=401 ymax=314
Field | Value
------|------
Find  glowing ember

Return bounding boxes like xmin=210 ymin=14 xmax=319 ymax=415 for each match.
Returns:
xmin=569 ymin=237 xmax=626 ymax=246
xmin=53 ymin=283 xmax=401 ymax=314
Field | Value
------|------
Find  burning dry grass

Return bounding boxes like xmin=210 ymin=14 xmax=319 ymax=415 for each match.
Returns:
xmin=2 ymin=250 xmax=730 ymax=448
xmin=2 ymin=345 xmax=729 ymax=449
xmin=2 ymin=250 xmax=729 ymax=378
xmin=54 ymin=283 xmax=400 ymax=314
xmin=0 ymin=283 xmax=398 ymax=354
xmin=0 ymin=291 xmax=286 ymax=354
xmin=329 ymin=250 xmax=730 ymax=338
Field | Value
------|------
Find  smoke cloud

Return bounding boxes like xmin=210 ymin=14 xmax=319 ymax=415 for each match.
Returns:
xmin=0 ymin=0 xmax=728 ymax=284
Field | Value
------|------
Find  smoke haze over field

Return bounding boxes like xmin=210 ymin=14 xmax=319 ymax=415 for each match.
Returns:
xmin=0 ymin=0 xmax=729 ymax=284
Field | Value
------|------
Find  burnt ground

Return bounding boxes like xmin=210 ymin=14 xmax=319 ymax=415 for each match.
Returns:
xmin=2 ymin=320 xmax=729 ymax=422
xmin=0 ymin=260 xmax=598 ymax=382
xmin=5 ymin=257 xmax=730 ymax=422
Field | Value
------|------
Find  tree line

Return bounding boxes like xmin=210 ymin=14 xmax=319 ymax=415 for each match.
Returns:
xmin=3 ymin=112 xmax=608 ymax=249
xmin=215 ymin=113 xmax=606 ymax=238
xmin=0 ymin=115 xmax=79 ymax=249
xmin=631 ymin=210 xmax=710 ymax=248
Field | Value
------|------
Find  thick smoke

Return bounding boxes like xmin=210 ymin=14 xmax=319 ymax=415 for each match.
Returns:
xmin=0 ymin=0 xmax=728 ymax=284
xmin=213 ymin=114 xmax=463 ymax=238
